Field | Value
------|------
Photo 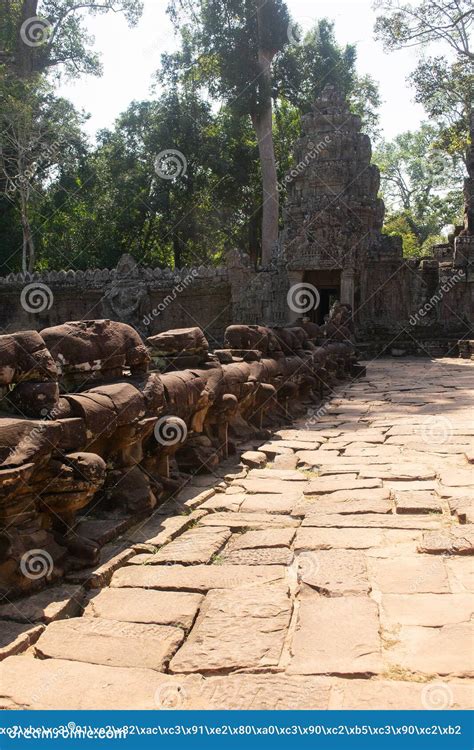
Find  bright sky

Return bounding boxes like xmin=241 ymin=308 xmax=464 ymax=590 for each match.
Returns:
xmin=56 ymin=0 xmax=427 ymax=143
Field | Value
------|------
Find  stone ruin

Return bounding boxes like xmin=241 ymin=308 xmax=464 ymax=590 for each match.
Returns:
xmin=0 ymin=315 xmax=363 ymax=598
xmin=231 ymin=86 xmax=473 ymax=356
xmin=0 ymin=85 xmax=472 ymax=599
xmin=0 ymin=86 xmax=471 ymax=357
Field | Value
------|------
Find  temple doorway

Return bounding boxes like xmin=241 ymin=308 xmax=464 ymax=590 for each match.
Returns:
xmin=303 ymin=270 xmax=341 ymax=324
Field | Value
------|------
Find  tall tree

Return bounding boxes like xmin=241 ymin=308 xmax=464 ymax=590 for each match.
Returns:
xmin=0 ymin=0 xmax=143 ymax=271
xmin=374 ymin=0 xmax=473 ymax=162
xmin=275 ymin=19 xmax=381 ymax=139
xmin=374 ymin=123 xmax=465 ymax=254
xmin=0 ymin=80 xmax=85 ymax=270
xmin=0 ymin=0 xmax=143 ymax=80
xmin=165 ymin=0 xmax=290 ymax=265
xmin=374 ymin=0 xmax=473 ymax=61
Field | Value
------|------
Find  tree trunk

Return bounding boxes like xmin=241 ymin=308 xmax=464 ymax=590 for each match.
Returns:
xmin=252 ymin=101 xmax=279 ymax=266
xmin=254 ymin=2 xmax=279 ymax=267
xmin=248 ymin=204 xmax=261 ymax=267
xmin=16 ymin=0 xmax=39 ymax=78
xmin=20 ymin=188 xmax=35 ymax=271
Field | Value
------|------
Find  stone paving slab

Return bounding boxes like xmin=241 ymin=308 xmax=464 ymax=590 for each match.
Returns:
xmin=302 ymin=513 xmax=442 ymax=529
xmin=445 ymin=557 xmax=474 ymax=593
xmin=125 ymin=510 xmax=205 ymax=546
xmin=198 ymin=512 xmax=299 ymax=528
xmin=304 ymin=478 xmax=383 ymax=495
xmin=297 ymin=549 xmax=370 ymax=596
xmin=245 ymin=469 xmax=306 ymax=481
xmin=388 ymin=623 xmax=473 ymax=677
xmin=417 ymin=526 xmax=474 ymax=555
xmin=222 ymin=547 xmax=293 ymax=566
xmin=137 ymin=527 xmax=231 ymax=565
xmin=0 ymin=585 xmax=84 ymax=624
xmin=34 ymin=617 xmax=184 ymax=671
xmin=359 ymin=465 xmax=437 ymax=480
xmin=186 ymin=673 xmax=333 ymax=709
xmin=84 ymin=588 xmax=203 ymax=629
xmin=199 ymin=494 xmax=245 ymax=512
xmin=439 ymin=468 xmax=474 ymax=487
xmin=0 ymin=623 xmax=44 ymax=660
xmin=229 ymin=528 xmax=296 ymax=549
xmin=368 ymin=556 xmax=450 ymax=594
xmin=295 ymin=528 xmax=419 ymax=551
xmin=0 ymin=656 xmax=191 ymax=709
xmin=110 ymin=563 xmax=287 ymax=592
xmin=338 ymin=679 xmax=474 ymax=710
xmin=236 ymin=478 xmax=307 ymax=494
xmin=6 ymin=655 xmax=471 ymax=710
xmin=394 ymin=491 xmax=443 ymax=513
xmin=169 ymin=584 xmax=291 ymax=673
xmin=380 ymin=593 xmax=474 ymax=627
xmin=239 ymin=492 xmax=303 ymax=514
xmin=303 ymin=487 xmax=391 ymax=503
xmin=296 ymin=497 xmax=393 ymax=516
xmin=289 ymin=590 xmax=383 ymax=675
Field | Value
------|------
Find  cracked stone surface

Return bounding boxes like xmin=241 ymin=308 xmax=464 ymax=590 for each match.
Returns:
xmin=84 ymin=588 xmax=203 ymax=629
xmin=169 ymin=584 xmax=291 ymax=673
xmin=34 ymin=617 xmax=184 ymax=671
xmin=387 ymin=623 xmax=474 ymax=677
xmin=222 ymin=547 xmax=293 ymax=566
xmin=380 ymin=593 xmax=474 ymax=627
xmin=289 ymin=590 xmax=383 ymax=675
xmin=297 ymin=549 xmax=370 ymax=596
xmin=1 ymin=358 xmax=472 ymax=709
xmin=417 ymin=526 xmax=474 ymax=555
xmin=136 ymin=527 xmax=231 ymax=565
xmin=110 ymin=564 xmax=286 ymax=592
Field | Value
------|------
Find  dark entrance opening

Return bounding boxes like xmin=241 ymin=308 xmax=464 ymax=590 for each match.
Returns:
xmin=303 ymin=270 xmax=341 ymax=325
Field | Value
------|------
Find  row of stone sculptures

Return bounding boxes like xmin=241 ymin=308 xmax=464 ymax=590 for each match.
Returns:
xmin=0 ymin=309 xmax=362 ymax=597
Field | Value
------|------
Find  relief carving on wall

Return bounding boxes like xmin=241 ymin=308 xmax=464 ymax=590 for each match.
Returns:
xmin=102 ymin=254 xmax=152 ymax=336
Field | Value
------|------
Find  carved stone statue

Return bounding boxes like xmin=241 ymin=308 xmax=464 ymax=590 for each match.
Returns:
xmin=102 ymin=254 xmax=152 ymax=337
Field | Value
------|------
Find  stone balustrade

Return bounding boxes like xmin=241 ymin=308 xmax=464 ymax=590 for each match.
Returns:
xmin=0 ymin=316 xmax=363 ymax=598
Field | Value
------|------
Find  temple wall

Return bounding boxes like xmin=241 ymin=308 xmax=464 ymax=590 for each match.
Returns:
xmin=359 ymin=260 xmax=472 ymax=332
xmin=0 ymin=260 xmax=232 ymax=345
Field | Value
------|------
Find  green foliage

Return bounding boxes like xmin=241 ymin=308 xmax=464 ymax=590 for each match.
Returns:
xmin=374 ymin=0 xmax=473 ymax=60
xmin=374 ymin=0 xmax=473 ymax=162
xmin=0 ymin=76 xmax=87 ymax=270
xmin=1 ymin=2 xmax=384 ymax=271
xmin=375 ymin=123 xmax=465 ymax=256
xmin=166 ymin=0 xmax=290 ymax=117
xmin=0 ymin=0 xmax=143 ymax=79
xmin=274 ymin=20 xmax=381 ymax=139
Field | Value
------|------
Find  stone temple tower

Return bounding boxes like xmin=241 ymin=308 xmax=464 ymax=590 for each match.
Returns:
xmin=280 ymin=84 xmax=388 ymax=324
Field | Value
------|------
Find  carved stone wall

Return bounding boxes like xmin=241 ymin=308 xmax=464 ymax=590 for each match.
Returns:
xmin=280 ymin=85 xmax=386 ymax=277
xmin=0 ymin=94 xmax=472 ymax=347
xmin=0 ymin=255 xmax=232 ymax=346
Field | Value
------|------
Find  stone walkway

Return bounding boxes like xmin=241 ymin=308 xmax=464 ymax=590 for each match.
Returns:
xmin=1 ymin=358 xmax=473 ymax=710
